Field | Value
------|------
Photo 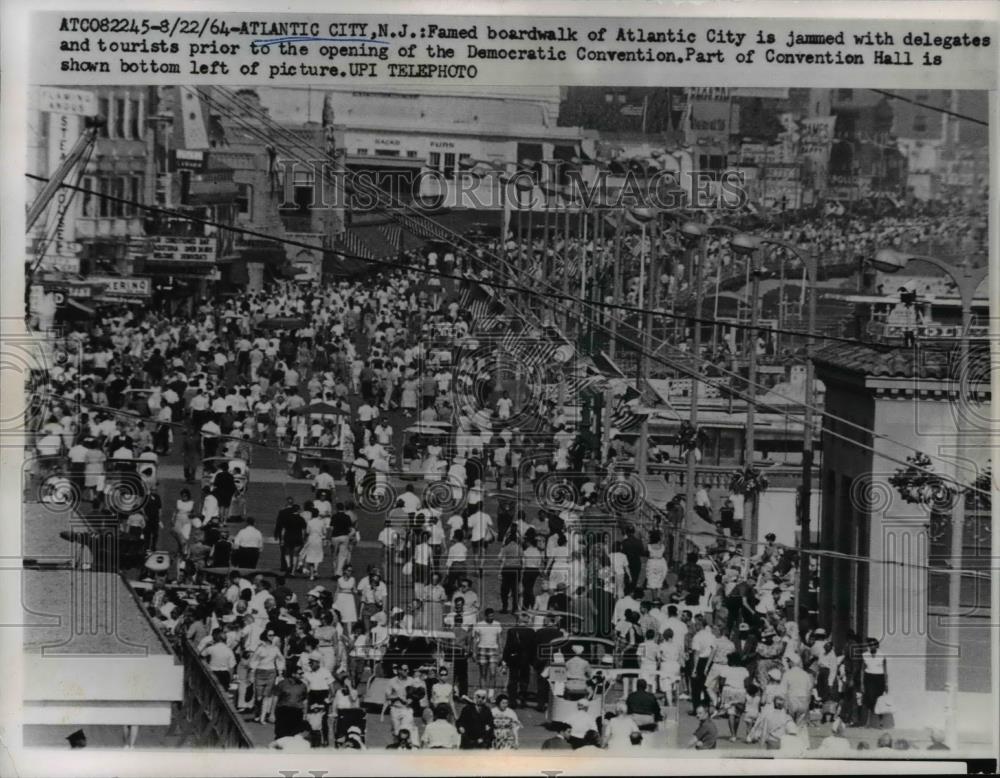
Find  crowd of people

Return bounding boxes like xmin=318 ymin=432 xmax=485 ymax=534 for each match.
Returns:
xmin=27 ymin=204 xmax=966 ymax=751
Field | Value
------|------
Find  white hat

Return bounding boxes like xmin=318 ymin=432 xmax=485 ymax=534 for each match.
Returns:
xmin=307 ymin=586 xmax=327 ymax=597
xmin=571 ymin=644 xmax=584 ymax=655
xmin=768 ymin=668 xmax=783 ymax=681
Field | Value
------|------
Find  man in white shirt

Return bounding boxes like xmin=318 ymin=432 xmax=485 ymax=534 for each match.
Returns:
xmin=313 ymin=466 xmax=335 ymax=495
xmin=689 ymin=616 xmax=716 ymax=713
xmin=495 ymin=391 xmax=513 ymax=421
xmin=472 ymin=608 xmax=503 ymax=690
xmin=399 ymin=485 xmax=422 ymax=515
xmin=466 ymin=509 xmax=493 ymax=557
xmin=661 ymin=604 xmax=688 ymax=644
xmin=232 ymin=517 xmax=264 ymax=569
xmin=201 ymin=629 xmax=237 ymax=688
xmin=613 ymin=590 xmax=641 ymax=626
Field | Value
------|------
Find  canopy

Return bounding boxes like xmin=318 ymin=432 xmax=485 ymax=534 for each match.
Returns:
xmin=257 ymin=317 xmax=307 ymax=330
xmin=302 ymin=401 xmax=348 ymax=416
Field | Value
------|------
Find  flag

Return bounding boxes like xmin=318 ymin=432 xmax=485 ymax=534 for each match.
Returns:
xmin=337 ymin=229 xmax=373 ymax=260
xmin=610 ymin=384 xmax=646 ymax=432
xmin=379 ymin=222 xmax=401 ymax=253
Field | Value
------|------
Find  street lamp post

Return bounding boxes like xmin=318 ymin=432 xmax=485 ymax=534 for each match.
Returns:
xmin=872 ymin=246 xmax=988 ymax=750
xmin=749 ymin=235 xmax=819 ymax=627
xmin=731 ymin=233 xmax=762 ymax=554
xmin=677 ymin=221 xmax=709 ymax=557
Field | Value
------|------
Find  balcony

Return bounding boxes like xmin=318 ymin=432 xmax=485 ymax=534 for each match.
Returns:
xmin=74 ymin=217 xmax=145 ymax=238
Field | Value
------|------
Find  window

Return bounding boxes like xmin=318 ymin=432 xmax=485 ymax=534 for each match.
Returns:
xmin=129 ymin=99 xmax=141 ymax=139
xmin=355 ymin=148 xmax=368 ymax=155
xmin=114 ymin=97 xmax=126 ymax=139
xmin=122 ymin=176 xmax=142 ymax=216
xmin=97 ymin=98 xmax=109 ymax=138
xmin=406 ymin=150 xmax=419 ymax=158
xmin=443 ymin=152 xmax=456 ymax=180
xmin=428 ymin=151 xmax=441 ymax=169
xmin=235 ymin=183 xmax=252 ymax=217
xmin=293 ymin=170 xmax=314 ymax=211
xmin=98 ymin=177 xmax=111 ymax=217
xmin=913 ymin=114 xmax=928 ymax=133
xmin=374 ymin=149 xmax=400 ymax=157
xmin=617 ymin=93 xmax=627 ymax=104
xmin=81 ymin=176 xmax=96 ymax=217
xmin=604 ymin=92 xmax=615 ymax=104
xmin=111 ymin=177 xmax=126 ymax=217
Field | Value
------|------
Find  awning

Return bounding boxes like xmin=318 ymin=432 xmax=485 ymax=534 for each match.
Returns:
xmin=67 ymin=298 xmax=96 ymax=315
xmin=239 ymin=242 xmax=286 ymax=264
xmin=188 ymin=180 xmax=239 ymax=205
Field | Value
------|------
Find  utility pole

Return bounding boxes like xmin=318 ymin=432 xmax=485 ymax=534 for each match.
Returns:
xmin=745 ymin=248 xmax=761 ymax=552
xmin=685 ymin=234 xmax=706 ymax=548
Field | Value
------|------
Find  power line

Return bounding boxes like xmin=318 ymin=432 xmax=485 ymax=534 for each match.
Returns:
xmin=23 ymin=175 xmax=989 ymax=493
xmin=23 ymin=170 xmax=876 ymax=348
xmin=868 ymin=89 xmax=989 ymax=127
xmin=209 ymin=82 xmax=992 ymax=482
xmin=26 ymin=92 xmax=989 ymax=491
xmin=39 ymin=398 xmax=993 ymax=583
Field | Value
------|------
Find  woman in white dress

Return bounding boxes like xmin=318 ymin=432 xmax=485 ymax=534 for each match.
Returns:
xmin=172 ymin=489 xmax=194 ymax=557
xmin=423 ymin=442 xmax=445 ymax=477
xmin=546 ymin=532 xmax=570 ymax=590
xmin=300 ymin=510 xmax=326 ymax=581
xmin=644 ymin=530 xmax=669 ymax=599
xmin=334 ymin=565 xmax=359 ymax=632
xmin=401 ymin=377 xmax=419 ymax=417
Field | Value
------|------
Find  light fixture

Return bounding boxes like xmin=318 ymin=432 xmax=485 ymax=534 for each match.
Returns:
xmin=731 ymin=232 xmax=762 ymax=256
xmin=680 ymin=221 xmax=707 ymax=239
xmin=871 ymin=247 xmax=910 ymax=273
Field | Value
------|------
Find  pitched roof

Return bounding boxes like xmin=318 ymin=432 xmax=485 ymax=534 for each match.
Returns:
xmin=812 ymin=341 xmax=989 ymax=381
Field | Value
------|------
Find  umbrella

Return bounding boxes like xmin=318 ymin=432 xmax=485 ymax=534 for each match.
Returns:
xmin=301 ymin=401 xmax=348 ymax=416
xmin=258 ymin=317 xmax=307 ymax=330
xmin=200 ymin=566 xmax=278 ymax=577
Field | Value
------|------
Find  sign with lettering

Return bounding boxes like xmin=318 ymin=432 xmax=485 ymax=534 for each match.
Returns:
xmin=36 ymin=87 xmax=97 ymax=116
xmin=685 ymin=88 xmax=732 ymax=143
xmin=173 ymin=149 xmax=207 ymax=171
xmin=45 ymin=112 xmax=81 ymax=257
xmin=89 ymin=276 xmax=152 ymax=298
xmin=149 ymin=235 xmax=217 ymax=263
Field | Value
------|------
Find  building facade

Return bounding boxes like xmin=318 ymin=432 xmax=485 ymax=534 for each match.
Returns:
xmin=814 ymin=342 xmax=992 ymax=739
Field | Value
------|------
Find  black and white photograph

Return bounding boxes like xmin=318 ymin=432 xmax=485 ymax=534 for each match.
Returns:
xmin=2 ymin=3 xmax=998 ymax=774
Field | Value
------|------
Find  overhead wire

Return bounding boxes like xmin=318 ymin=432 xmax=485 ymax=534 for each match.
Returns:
xmin=24 ymin=173 xmax=990 ymax=497
xmin=25 ymin=94 xmax=992 ymax=494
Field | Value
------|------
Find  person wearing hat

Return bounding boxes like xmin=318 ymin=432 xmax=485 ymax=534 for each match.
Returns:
xmin=302 ymin=656 xmax=335 ymax=746
xmin=456 ymin=689 xmax=494 ymax=749
xmin=747 ymin=694 xmax=793 ymax=750
xmin=541 ymin=721 xmax=573 ymax=749
xmin=563 ymin=643 xmax=591 ymax=701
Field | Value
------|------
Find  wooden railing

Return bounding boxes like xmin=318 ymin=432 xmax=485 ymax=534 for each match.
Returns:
xmin=643 ymin=462 xmax=817 ymax=491
xmin=173 ymin=639 xmax=255 ymax=749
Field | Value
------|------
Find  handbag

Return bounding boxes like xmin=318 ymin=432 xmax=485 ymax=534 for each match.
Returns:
xmin=873 ymin=693 xmax=894 ymax=715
